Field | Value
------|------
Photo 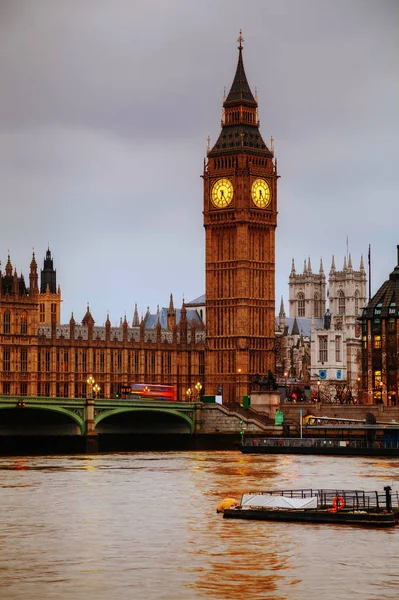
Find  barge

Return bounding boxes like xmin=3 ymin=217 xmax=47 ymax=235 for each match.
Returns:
xmin=241 ymin=435 xmax=399 ymax=456
xmin=220 ymin=487 xmax=397 ymax=528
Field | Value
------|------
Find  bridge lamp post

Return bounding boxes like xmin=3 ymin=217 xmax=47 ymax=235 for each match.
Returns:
xmin=237 ymin=368 xmax=242 ymax=404
xmin=195 ymin=381 xmax=202 ymax=402
xmin=87 ymin=375 xmax=95 ymax=399
xmin=317 ymin=380 xmax=321 ymax=403
xmin=93 ymin=383 xmax=100 ymax=399
xmin=284 ymin=371 xmax=288 ymax=402
xmin=86 ymin=375 xmax=96 ymax=434
xmin=186 ymin=388 xmax=192 ymax=402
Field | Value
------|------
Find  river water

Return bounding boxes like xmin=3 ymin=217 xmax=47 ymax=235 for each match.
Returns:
xmin=0 ymin=451 xmax=398 ymax=600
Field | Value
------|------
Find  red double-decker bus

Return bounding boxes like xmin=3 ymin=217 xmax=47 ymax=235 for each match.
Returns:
xmin=118 ymin=384 xmax=177 ymax=401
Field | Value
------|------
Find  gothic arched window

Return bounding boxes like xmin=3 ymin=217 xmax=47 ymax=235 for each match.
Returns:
xmin=298 ymin=293 xmax=305 ymax=317
xmin=314 ymin=293 xmax=319 ymax=318
xmin=3 ymin=311 xmax=10 ymax=334
xmin=354 ymin=290 xmax=360 ymax=315
xmin=20 ymin=313 xmax=28 ymax=335
xmin=338 ymin=290 xmax=345 ymax=315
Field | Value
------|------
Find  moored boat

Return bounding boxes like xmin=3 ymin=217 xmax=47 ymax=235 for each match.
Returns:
xmin=219 ymin=486 xmax=397 ymax=528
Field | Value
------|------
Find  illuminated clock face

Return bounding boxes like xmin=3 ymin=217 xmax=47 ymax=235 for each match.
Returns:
xmin=251 ymin=178 xmax=271 ymax=208
xmin=211 ymin=178 xmax=234 ymax=208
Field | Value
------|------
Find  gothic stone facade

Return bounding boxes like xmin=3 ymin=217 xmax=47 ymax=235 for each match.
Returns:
xmin=0 ymin=252 xmax=205 ymax=401
xmin=279 ymin=254 xmax=367 ymax=400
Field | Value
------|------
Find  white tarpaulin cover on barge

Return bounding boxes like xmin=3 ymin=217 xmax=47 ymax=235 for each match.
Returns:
xmin=241 ymin=495 xmax=318 ymax=509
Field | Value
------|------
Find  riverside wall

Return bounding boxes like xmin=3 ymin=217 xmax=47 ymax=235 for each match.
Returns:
xmin=280 ymin=402 xmax=399 ymax=423
xmin=197 ymin=403 xmax=276 ymax=434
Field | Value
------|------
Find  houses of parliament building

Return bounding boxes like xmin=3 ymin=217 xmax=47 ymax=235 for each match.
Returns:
xmin=0 ymin=36 xmax=278 ymax=405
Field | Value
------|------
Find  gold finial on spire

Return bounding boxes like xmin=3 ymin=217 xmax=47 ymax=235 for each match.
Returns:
xmin=237 ymin=29 xmax=244 ymax=49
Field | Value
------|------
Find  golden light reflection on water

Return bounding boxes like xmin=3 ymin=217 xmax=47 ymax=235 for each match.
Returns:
xmin=191 ymin=519 xmax=297 ymax=600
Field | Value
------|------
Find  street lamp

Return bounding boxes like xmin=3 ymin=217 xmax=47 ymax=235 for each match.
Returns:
xmin=186 ymin=388 xmax=192 ymax=402
xmin=195 ymin=381 xmax=202 ymax=401
xmin=284 ymin=371 xmax=288 ymax=401
xmin=87 ymin=375 xmax=95 ymax=399
xmin=93 ymin=383 xmax=100 ymax=399
xmin=317 ymin=379 xmax=321 ymax=403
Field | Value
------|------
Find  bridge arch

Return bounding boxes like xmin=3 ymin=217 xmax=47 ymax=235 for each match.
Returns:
xmin=94 ymin=407 xmax=195 ymax=434
xmin=0 ymin=404 xmax=85 ymax=434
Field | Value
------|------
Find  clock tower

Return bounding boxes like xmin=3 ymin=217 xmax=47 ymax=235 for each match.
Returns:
xmin=203 ymin=33 xmax=278 ymax=404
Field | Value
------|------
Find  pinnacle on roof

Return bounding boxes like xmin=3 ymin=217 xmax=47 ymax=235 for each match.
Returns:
xmin=348 ymin=253 xmax=353 ymax=270
xmin=290 ymin=258 xmax=296 ymax=276
xmin=133 ymin=303 xmax=140 ymax=327
xmin=5 ymin=254 xmax=12 ymax=276
xmin=168 ymin=293 xmax=175 ymax=314
xmin=303 ymin=259 xmax=307 ymax=275
xmin=360 ymin=255 xmax=365 ymax=271
xmin=319 ymin=258 xmax=324 ymax=275
xmin=30 ymin=251 xmax=37 ymax=270
xmin=291 ymin=318 xmax=300 ymax=336
xmin=307 ymin=256 xmax=312 ymax=274
xmin=82 ymin=303 xmax=94 ymax=326
xmin=330 ymin=255 xmax=336 ymax=273
xmin=279 ymin=295 xmax=286 ymax=317
xmin=343 ymin=256 xmax=347 ymax=271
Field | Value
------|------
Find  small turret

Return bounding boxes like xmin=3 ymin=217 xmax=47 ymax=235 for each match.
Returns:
xmin=123 ymin=314 xmax=128 ymax=341
xmin=167 ymin=293 xmax=176 ymax=330
xmin=307 ymin=257 xmax=312 ymax=274
xmin=348 ymin=253 xmax=353 ymax=271
xmin=29 ymin=252 xmax=39 ymax=295
xmin=105 ymin=312 xmax=111 ymax=341
xmin=290 ymin=258 xmax=296 ymax=276
xmin=319 ymin=258 xmax=324 ymax=275
xmin=279 ymin=296 xmax=286 ymax=329
xmin=330 ymin=255 xmax=336 ymax=273
xmin=133 ymin=303 xmax=140 ymax=327
xmin=5 ymin=254 xmax=12 ymax=277
xmin=40 ymin=248 xmax=57 ymax=294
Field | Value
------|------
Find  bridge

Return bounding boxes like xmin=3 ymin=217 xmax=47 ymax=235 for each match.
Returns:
xmin=0 ymin=395 xmax=198 ymax=437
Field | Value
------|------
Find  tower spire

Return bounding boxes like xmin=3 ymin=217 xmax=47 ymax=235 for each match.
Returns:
xmin=208 ymin=33 xmax=271 ymax=156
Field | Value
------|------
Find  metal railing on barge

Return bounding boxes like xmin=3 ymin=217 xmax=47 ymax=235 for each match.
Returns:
xmin=243 ymin=437 xmax=399 ymax=449
xmin=243 ymin=488 xmax=399 ymax=512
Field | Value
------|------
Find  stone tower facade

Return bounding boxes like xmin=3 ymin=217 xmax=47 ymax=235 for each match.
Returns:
xmin=203 ymin=34 xmax=278 ymax=404
xmin=288 ymin=257 xmax=326 ymax=319
xmin=310 ymin=254 xmax=367 ymax=389
xmin=39 ymin=248 xmax=62 ymax=325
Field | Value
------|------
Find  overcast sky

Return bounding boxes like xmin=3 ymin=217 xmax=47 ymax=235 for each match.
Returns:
xmin=1 ymin=0 xmax=398 ymax=325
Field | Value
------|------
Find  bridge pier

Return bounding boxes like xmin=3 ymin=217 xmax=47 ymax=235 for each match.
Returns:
xmin=84 ymin=397 xmax=99 ymax=452
xmin=84 ymin=432 xmax=99 ymax=453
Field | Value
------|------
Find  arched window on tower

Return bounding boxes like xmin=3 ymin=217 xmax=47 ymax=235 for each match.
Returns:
xmin=314 ymin=293 xmax=319 ymax=318
xmin=298 ymin=293 xmax=305 ymax=317
xmin=338 ymin=290 xmax=345 ymax=315
xmin=20 ymin=313 xmax=28 ymax=335
xmin=3 ymin=311 xmax=10 ymax=334
xmin=354 ymin=290 xmax=360 ymax=316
